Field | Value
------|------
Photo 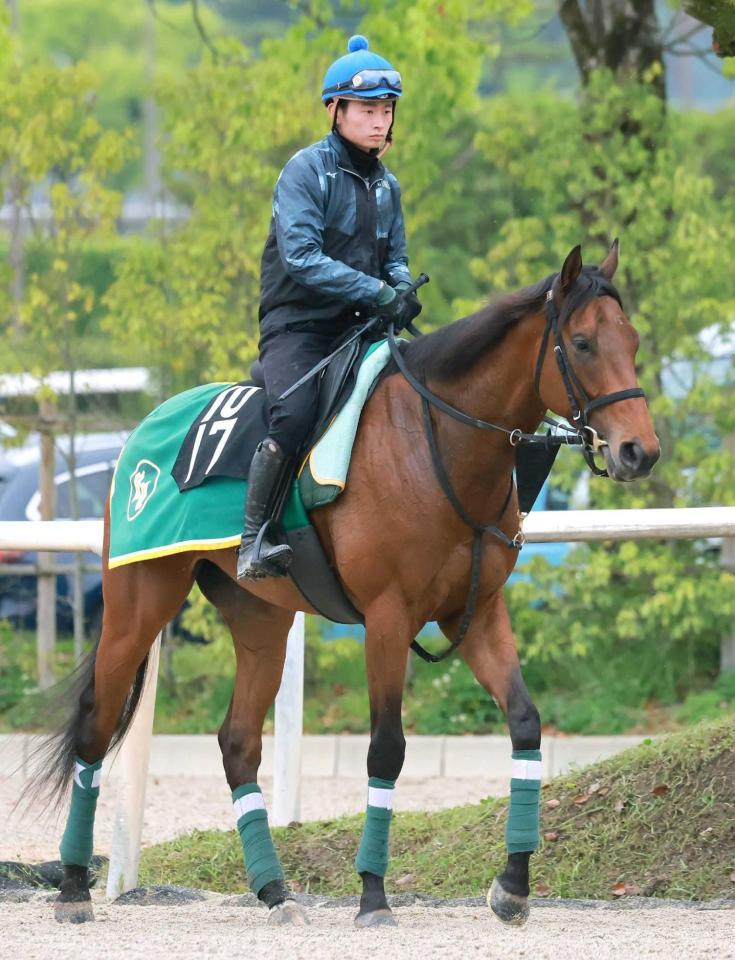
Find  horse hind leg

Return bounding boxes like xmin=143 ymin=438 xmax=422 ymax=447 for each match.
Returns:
xmin=196 ymin=561 xmax=308 ymax=926
xmin=48 ymin=555 xmax=195 ymax=922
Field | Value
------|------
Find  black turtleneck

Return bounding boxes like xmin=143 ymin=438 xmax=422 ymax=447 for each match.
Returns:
xmin=336 ymin=130 xmax=380 ymax=179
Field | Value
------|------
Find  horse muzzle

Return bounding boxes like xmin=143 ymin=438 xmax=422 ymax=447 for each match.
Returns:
xmin=602 ymin=436 xmax=660 ymax=481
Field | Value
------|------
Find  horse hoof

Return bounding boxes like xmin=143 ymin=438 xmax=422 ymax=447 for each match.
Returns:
xmin=487 ymin=877 xmax=530 ymax=927
xmin=54 ymin=899 xmax=95 ymax=924
xmin=354 ymin=907 xmax=398 ymax=928
xmin=267 ymin=899 xmax=309 ymax=926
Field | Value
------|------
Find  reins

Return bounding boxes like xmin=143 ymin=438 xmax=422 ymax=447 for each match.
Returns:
xmin=387 ymin=272 xmax=646 ymax=663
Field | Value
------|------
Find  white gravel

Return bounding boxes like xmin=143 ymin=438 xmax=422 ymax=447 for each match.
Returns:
xmin=2 ymin=895 xmax=733 ymax=960
xmin=1 ymin=774 xmax=507 ymax=863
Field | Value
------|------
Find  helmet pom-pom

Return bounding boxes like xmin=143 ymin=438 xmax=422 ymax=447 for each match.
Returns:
xmin=347 ymin=35 xmax=369 ymax=53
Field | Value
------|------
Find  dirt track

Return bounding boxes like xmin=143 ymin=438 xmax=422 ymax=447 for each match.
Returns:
xmin=3 ymin=773 xmax=734 ymax=958
xmin=2 ymin=893 xmax=734 ymax=960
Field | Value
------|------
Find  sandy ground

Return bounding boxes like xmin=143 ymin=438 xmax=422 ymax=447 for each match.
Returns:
xmin=1 ymin=774 xmax=507 ymax=862
xmin=2 ymin=895 xmax=733 ymax=960
xmin=3 ymin=775 xmax=733 ymax=958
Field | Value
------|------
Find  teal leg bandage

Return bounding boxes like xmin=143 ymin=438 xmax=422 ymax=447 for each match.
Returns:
xmin=355 ymin=777 xmax=395 ymax=877
xmin=232 ymin=783 xmax=284 ymax=894
xmin=59 ymin=757 xmax=102 ymax=867
xmin=506 ymin=749 xmax=542 ymax=853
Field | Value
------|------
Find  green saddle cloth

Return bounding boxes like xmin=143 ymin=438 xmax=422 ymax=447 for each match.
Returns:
xmin=108 ymin=342 xmax=392 ymax=568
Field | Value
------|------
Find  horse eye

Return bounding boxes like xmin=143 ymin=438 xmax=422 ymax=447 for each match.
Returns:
xmin=572 ymin=338 xmax=590 ymax=354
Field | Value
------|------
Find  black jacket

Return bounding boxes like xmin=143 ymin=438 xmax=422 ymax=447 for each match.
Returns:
xmin=259 ymin=131 xmax=412 ymax=334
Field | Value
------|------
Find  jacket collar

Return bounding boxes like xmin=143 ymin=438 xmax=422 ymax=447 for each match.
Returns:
xmin=327 ymin=131 xmax=385 ymax=185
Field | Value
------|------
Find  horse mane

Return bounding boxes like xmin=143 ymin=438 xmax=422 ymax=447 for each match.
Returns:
xmin=403 ymin=266 xmax=622 ymax=383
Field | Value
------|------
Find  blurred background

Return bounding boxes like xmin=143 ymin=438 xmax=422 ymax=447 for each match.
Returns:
xmin=1 ymin=0 xmax=734 ymax=739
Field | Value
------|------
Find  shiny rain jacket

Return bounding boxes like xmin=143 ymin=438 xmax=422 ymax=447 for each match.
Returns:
xmin=259 ymin=131 xmax=412 ymax=333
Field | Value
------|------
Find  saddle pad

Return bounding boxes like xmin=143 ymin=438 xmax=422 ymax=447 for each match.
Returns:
xmin=108 ymin=384 xmax=308 ymax=569
xmin=107 ymin=342 xmax=393 ymax=568
xmin=298 ymin=340 xmax=392 ymax=510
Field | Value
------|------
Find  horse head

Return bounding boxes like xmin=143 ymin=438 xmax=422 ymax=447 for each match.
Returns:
xmin=537 ymin=241 xmax=660 ymax=481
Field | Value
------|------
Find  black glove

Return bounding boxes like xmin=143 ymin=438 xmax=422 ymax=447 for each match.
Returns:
xmin=395 ymin=281 xmax=423 ymax=326
xmin=375 ymin=282 xmax=422 ymax=334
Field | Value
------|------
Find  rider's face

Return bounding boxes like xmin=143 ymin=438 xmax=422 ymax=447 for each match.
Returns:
xmin=328 ymin=99 xmax=394 ymax=153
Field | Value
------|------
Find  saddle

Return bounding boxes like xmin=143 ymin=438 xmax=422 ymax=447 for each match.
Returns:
xmin=172 ymin=331 xmax=374 ymax=493
xmin=171 ymin=330 xmax=378 ymax=624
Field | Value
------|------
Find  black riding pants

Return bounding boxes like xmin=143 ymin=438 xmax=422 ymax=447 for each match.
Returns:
xmin=258 ymin=325 xmax=347 ymax=458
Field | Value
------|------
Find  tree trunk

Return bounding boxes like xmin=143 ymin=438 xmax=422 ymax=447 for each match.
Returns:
xmin=559 ymin=0 xmax=673 ymax=509
xmin=559 ymin=0 xmax=665 ymax=96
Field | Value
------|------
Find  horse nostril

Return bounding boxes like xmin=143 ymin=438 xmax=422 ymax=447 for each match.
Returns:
xmin=619 ymin=440 xmax=644 ymax=471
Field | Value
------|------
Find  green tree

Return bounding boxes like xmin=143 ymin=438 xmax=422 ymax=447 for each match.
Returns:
xmin=466 ymin=3 xmax=735 ymax=701
xmin=14 ymin=0 xmax=223 ymax=189
xmin=103 ymin=0 xmax=533 ymax=387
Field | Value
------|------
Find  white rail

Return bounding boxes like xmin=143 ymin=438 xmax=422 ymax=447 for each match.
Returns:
xmin=2 ymin=507 xmax=734 ymax=897
xmin=3 ymin=508 xmax=735 ymax=556
xmin=522 ymin=506 xmax=735 ymax=541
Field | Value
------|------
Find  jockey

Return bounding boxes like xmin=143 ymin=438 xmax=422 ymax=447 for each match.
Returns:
xmin=237 ymin=34 xmax=422 ymax=581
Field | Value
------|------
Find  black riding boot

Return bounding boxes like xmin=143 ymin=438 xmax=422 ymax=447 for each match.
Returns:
xmin=236 ymin=438 xmax=294 ymax=581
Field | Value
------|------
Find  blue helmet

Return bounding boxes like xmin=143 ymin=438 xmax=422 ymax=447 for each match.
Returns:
xmin=321 ymin=35 xmax=402 ymax=104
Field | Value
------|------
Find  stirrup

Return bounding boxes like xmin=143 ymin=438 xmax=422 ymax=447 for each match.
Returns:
xmin=237 ymin=521 xmax=292 ymax=581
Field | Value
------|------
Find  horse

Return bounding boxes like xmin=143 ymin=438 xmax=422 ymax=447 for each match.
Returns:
xmin=30 ymin=242 xmax=659 ymax=927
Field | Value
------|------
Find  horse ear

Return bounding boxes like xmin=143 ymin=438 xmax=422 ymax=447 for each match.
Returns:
xmin=560 ymin=245 xmax=583 ymax=293
xmin=600 ymin=237 xmax=619 ymax=280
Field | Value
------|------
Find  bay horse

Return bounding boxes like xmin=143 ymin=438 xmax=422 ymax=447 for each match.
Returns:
xmin=32 ymin=243 xmax=659 ymax=927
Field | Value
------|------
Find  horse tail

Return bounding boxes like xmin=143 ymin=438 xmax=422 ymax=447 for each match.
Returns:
xmin=22 ymin=638 xmax=151 ymax=814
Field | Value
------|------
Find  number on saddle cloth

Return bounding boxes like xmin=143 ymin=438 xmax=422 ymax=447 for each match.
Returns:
xmin=171 ymin=334 xmax=374 ymax=494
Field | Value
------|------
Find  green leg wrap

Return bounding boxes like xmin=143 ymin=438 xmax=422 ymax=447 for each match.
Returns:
xmin=506 ymin=749 xmax=542 ymax=853
xmin=355 ymin=776 xmax=395 ymax=877
xmin=232 ymin=783 xmax=284 ymax=895
xmin=59 ymin=757 xmax=102 ymax=867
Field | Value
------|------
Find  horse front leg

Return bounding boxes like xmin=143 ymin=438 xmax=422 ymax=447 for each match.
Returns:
xmin=446 ymin=589 xmax=542 ymax=926
xmin=354 ymin=599 xmax=412 ymax=928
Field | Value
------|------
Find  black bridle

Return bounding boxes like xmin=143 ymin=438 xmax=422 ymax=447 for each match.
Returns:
xmin=534 ymin=284 xmax=645 ymax=477
xmin=388 ymin=271 xmax=646 ymax=662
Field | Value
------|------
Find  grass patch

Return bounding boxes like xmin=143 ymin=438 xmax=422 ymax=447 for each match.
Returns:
xmin=139 ymin=716 xmax=735 ymax=900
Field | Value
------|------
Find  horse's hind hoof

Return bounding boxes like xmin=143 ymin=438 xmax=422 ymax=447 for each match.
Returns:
xmin=267 ymin=899 xmax=309 ymax=925
xmin=488 ymin=877 xmax=530 ymax=927
xmin=354 ymin=907 xmax=397 ymax=928
xmin=54 ymin=899 xmax=95 ymax=924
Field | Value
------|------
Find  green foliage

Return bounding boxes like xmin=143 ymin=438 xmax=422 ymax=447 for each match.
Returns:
xmin=404 ymin=654 xmax=502 ymax=734
xmin=0 ymin=630 xmax=81 ymax=730
xmin=505 ymin=541 xmax=734 ymax=733
xmin=0 ymin=621 xmax=33 ymax=713
xmin=468 ymin=57 xmax=735 ymax=680
xmin=676 ymin=669 xmax=735 ymax=725
xmin=15 ymin=0 xmax=225 ymax=188
xmin=0 ymin=30 xmax=136 ymax=394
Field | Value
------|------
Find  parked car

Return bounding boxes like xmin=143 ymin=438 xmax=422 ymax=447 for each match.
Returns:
xmin=0 ymin=432 xmax=126 ymax=634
